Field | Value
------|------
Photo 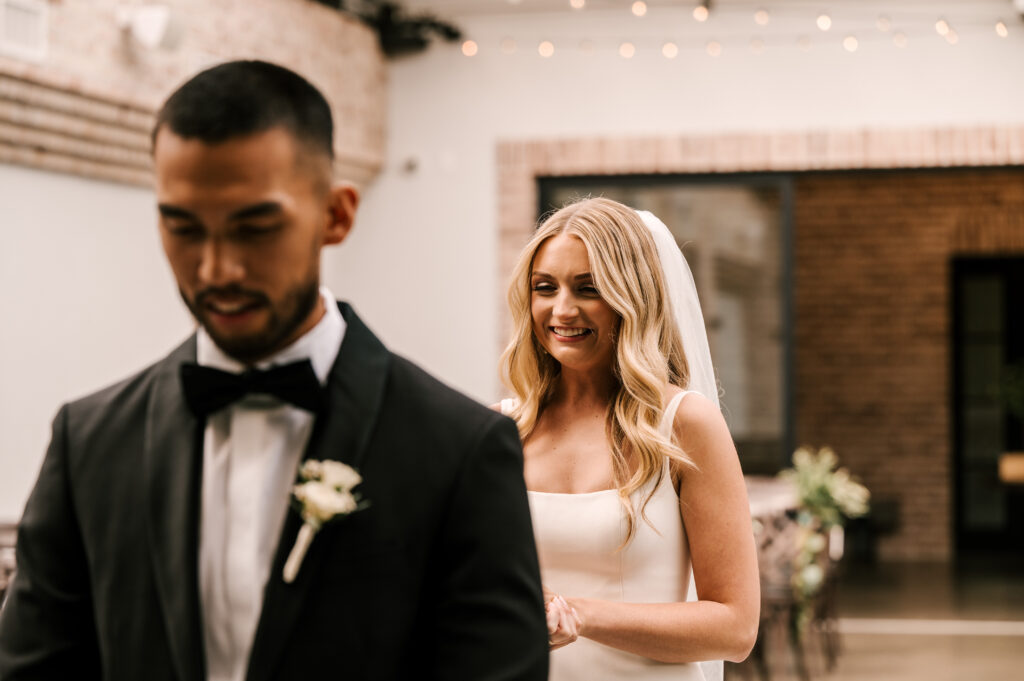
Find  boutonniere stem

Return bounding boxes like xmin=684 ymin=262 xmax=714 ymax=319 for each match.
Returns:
xmin=283 ymin=523 xmax=317 ymax=584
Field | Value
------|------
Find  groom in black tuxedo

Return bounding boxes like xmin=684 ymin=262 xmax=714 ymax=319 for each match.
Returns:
xmin=0 ymin=60 xmax=548 ymax=680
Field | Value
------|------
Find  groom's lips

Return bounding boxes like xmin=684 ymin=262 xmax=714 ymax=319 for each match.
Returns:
xmin=203 ymin=297 xmax=265 ymax=326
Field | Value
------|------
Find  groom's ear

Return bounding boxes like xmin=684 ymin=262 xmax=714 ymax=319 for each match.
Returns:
xmin=323 ymin=181 xmax=359 ymax=246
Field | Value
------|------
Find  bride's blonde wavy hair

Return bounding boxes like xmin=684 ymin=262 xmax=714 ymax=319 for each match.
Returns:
xmin=501 ymin=197 xmax=696 ymax=544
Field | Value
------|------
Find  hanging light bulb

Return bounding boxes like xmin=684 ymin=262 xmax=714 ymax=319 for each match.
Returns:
xmin=754 ymin=9 xmax=769 ymax=26
xmin=662 ymin=41 xmax=679 ymax=58
xmin=570 ymin=0 xmax=585 ymax=9
xmin=893 ymin=31 xmax=908 ymax=48
xmin=693 ymin=6 xmax=709 ymax=22
xmin=816 ymin=14 xmax=832 ymax=31
xmin=996 ymin=21 xmax=1009 ymax=38
xmin=706 ymin=40 xmax=722 ymax=56
xmin=876 ymin=15 xmax=891 ymax=32
xmin=538 ymin=40 xmax=555 ymax=57
xmin=935 ymin=18 xmax=950 ymax=36
xmin=843 ymin=35 xmax=858 ymax=52
xmin=945 ymin=29 xmax=959 ymax=45
xmin=631 ymin=1 xmax=647 ymax=17
xmin=619 ymin=42 xmax=636 ymax=58
xmin=461 ymin=40 xmax=478 ymax=57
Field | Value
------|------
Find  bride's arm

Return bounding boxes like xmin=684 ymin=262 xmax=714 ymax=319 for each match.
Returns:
xmin=563 ymin=393 xmax=760 ymax=663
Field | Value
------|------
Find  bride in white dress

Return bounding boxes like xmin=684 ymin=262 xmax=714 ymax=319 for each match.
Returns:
xmin=498 ymin=198 xmax=759 ymax=680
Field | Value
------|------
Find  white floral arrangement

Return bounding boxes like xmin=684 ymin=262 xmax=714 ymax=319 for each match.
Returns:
xmin=283 ymin=459 xmax=365 ymax=583
xmin=778 ymin=446 xmax=869 ymax=634
xmin=780 ymin=446 xmax=869 ymax=529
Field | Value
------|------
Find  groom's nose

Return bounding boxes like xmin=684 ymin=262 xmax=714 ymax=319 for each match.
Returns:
xmin=197 ymin=238 xmax=245 ymax=286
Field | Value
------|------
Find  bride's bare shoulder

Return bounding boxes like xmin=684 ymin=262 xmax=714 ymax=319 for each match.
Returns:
xmin=672 ymin=389 xmax=721 ymax=424
xmin=491 ymin=397 xmax=519 ymax=415
xmin=670 ymin=391 xmax=731 ymax=459
xmin=662 ymin=384 xmax=684 ymax=406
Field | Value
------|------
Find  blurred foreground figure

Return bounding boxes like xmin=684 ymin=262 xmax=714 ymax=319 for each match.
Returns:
xmin=0 ymin=60 xmax=548 ymax=681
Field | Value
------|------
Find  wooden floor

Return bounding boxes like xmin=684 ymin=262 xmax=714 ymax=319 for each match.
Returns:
xmin=727 ymin=557 xmax=1024 ymax=681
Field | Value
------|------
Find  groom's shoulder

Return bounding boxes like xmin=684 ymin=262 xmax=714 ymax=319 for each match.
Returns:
xmin=384 ymin=353 xmax=501 ymax=430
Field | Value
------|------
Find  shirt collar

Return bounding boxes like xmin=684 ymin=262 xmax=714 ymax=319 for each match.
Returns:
xmin=196 ymin=287 xmax=345 ymax=385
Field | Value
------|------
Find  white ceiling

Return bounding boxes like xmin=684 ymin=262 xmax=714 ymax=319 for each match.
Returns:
xmin=395 ymin=0 xmax=1021 ymax=47
xmin=399 ymin=0 xmax=1020 ymax=18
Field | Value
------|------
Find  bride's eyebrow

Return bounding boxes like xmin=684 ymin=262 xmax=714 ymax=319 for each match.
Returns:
xmin=530 ymin=271 xmax=594 ymax=280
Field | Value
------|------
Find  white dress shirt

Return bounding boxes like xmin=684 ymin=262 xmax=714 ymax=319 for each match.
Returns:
xmin=197 ymin=288 xmax=345 ymax=681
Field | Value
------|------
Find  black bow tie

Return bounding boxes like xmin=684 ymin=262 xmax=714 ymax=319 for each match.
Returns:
xmin=180 ymin=360 xmax=326 ymax=417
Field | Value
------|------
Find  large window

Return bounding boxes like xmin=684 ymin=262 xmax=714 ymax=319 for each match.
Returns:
xmin=540 ymin=176 xmax=792 ymax=473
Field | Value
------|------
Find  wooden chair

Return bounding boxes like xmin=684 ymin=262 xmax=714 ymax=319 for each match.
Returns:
xmin=740 ymin=511 xmax=841 ymax=680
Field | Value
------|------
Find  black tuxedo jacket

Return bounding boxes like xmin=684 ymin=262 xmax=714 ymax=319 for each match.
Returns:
xmin=0 ymin=303 xmax=548 ymax=680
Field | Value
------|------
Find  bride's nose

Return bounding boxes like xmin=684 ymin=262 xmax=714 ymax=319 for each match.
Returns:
xmin=552 ymin=290 xmax=580 ymax=320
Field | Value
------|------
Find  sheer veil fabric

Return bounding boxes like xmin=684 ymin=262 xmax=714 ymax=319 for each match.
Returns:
xmin=635 ymin=210 xmax=720 ymax=410
xmin=637 ymin=210 xmax=724 ymax=681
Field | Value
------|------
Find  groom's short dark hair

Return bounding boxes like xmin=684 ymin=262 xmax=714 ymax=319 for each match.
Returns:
xmin=152 ymin=60 xmax=334 ymax=160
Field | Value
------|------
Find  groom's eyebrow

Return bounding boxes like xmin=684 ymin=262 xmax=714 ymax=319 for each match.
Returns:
xmin=156 ymin=202 xmax=284 ymax=222
xmin=229 ymin=202 xmax=284 ymax=221
xmin=157 ymin=204 xmax=196 ymax=220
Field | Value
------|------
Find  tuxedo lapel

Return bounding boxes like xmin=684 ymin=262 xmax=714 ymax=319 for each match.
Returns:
xmin=246 ymin=304 xmax=391 ymax=681
xmin=143 ymin=336 xmax=205 ymax=681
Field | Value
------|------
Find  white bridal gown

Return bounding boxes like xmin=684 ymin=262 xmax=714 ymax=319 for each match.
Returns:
xmin=505 ymin=391 xmax=721 ymax=681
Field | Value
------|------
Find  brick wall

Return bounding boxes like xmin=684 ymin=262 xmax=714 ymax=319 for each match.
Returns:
xmin=793 ymin=169 xmax=1024 ymax=561
xmin=0 ymin=0 xmax=386 ymax=186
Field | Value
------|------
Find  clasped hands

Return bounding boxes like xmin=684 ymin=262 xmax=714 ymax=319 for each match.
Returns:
xmin=544 ymin=588 xmax=582 ymax=650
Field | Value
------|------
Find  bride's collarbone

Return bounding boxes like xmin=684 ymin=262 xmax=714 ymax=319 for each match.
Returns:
xmin=522 ymin=392 xmax=683 ymax=493
xmin=524 ymin=461 xmax=618 ymax=495
xmin=522 ymin=423 xmax=624 ymax=494
xmin=523 ymin=420 xmax=608 ymax=460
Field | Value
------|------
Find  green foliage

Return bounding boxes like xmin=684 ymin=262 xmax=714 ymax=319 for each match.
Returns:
xmin=778 ymin=446 xmax=870 ymax=637
xmin=779 ymin=446 xmax=870 ymax=528
xmin=311 ymin=1 xmax=462 ymax=57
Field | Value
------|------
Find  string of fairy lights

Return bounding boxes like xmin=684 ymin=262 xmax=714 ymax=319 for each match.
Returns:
xmin=455 ymin=1 xmax=1021 ymax=58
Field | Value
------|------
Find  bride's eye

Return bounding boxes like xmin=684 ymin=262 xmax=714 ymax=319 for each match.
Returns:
xmin=532 ymin=281 xmax=556 ymax=293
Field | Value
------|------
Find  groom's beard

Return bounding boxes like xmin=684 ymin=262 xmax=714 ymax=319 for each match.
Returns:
xmin=181 ymin=277 xmax=320 ymax=364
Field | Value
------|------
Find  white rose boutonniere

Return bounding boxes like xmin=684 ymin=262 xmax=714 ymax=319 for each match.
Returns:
xmin=282 ymin=459 xmax=365 ymax=583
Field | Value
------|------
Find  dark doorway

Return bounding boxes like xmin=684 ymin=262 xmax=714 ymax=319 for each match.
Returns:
xmin=953 ymin=257 xmax=1024 ymax=554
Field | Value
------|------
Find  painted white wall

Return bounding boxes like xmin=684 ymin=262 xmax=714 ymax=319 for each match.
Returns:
xmin=347 ymin=1 xmax=1024 ymax=409
xmin=0 ymin=163 xmax=194 ymax=520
